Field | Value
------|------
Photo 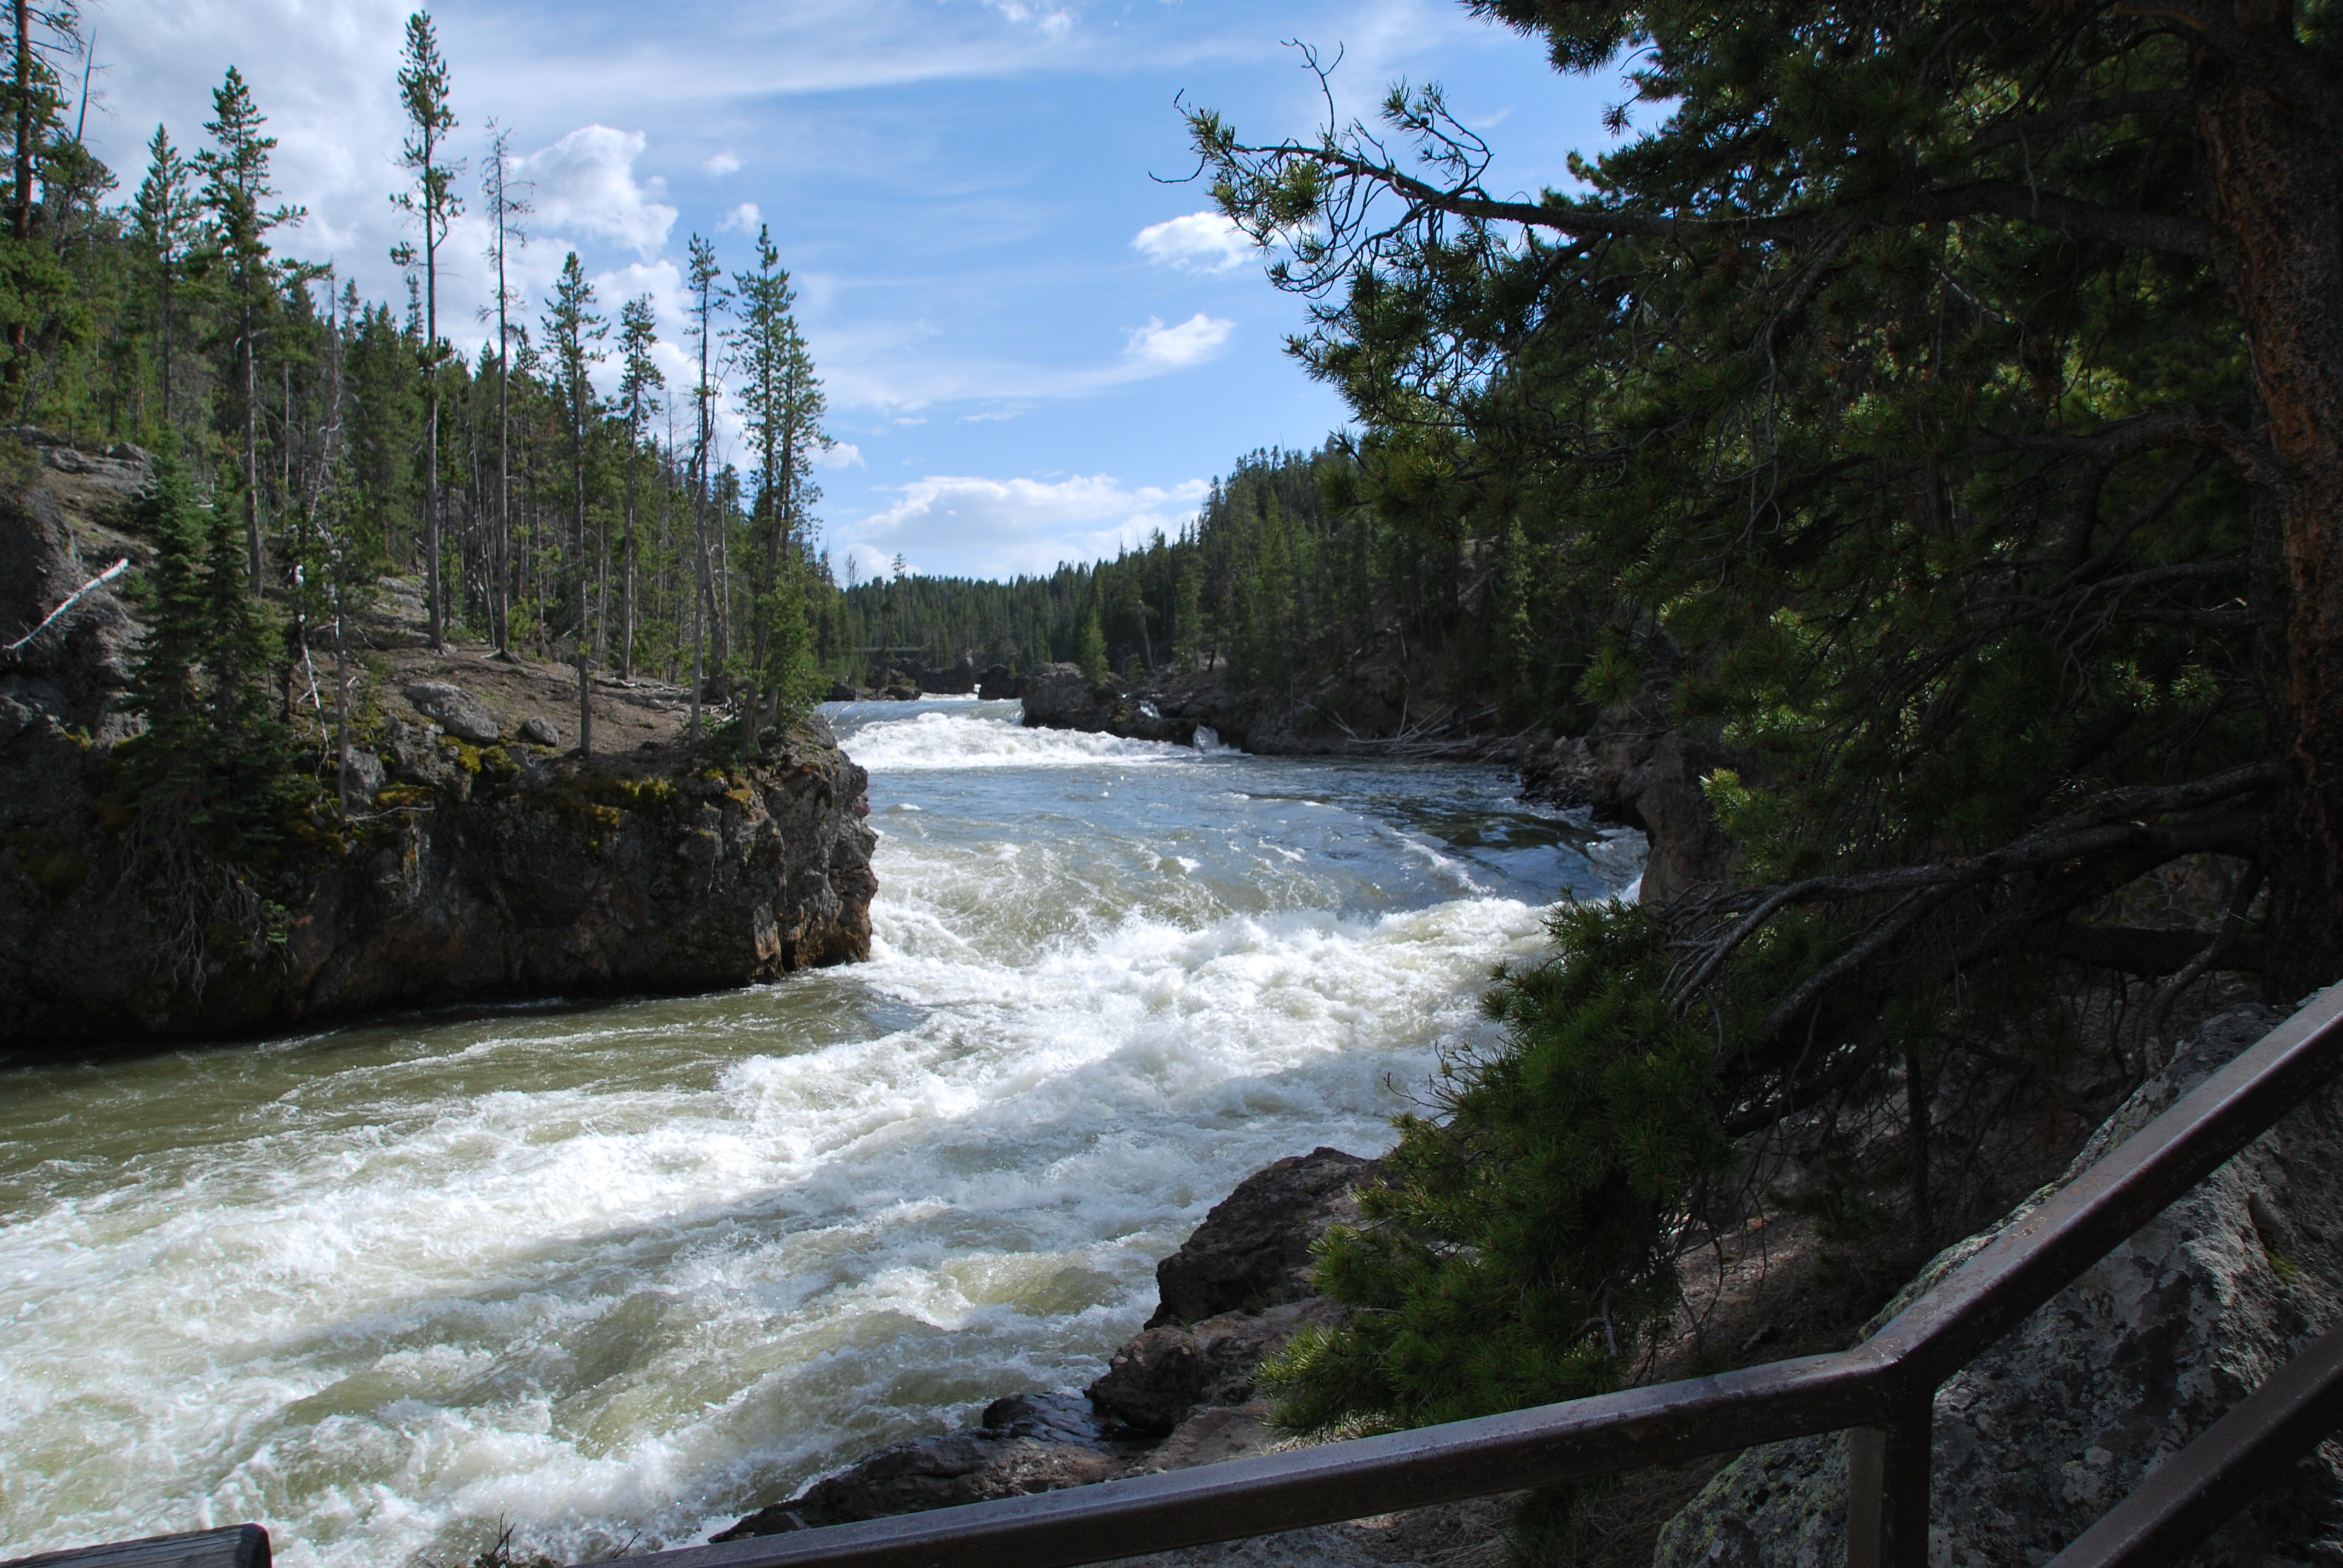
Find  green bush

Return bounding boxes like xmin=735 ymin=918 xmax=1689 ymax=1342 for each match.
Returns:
xmin=1264 ymin=900 xmax=1738 ymax=1433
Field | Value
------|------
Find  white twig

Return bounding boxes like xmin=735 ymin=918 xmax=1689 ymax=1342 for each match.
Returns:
xmin=5 ymin=557 xmax=128 ymax=653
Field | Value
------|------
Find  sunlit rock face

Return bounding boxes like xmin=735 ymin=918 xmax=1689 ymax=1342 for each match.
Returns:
xmin=1656 ymin=1004 xmax=2343 ymax=1568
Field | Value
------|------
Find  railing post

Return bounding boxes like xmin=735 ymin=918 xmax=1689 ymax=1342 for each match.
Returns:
xmin=1847 ymin=1390 xmax=1933 ymax=1568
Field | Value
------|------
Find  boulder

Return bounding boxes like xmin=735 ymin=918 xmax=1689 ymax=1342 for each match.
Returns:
xmin=919 ymin=657 xmax=979 ymax=696
xmin=1087 ymin=1325 xmax=1213 ymax=1435
xmin=401 ymin=681 xmax=503 ymax=744
xmin=1020 ymin=662 xmax=1116 ymax=731
xmin=1090 ymin=1297 xmax=1347 ymax=1435
xmin=517 ymin=716 xmax=559 ymax=747
xmin=1516 ymin=667 xmax=1736 ymax=906
xmin=338 ymin=749 xmax=385 ymax=803
xmin=1021 ymin=664 xmax=1200 ymax=745
xmin=826 ymin=679 xmax=863 ymax=703
xmin=977 ymin=665 xmax=1017 ymax=701
xmin=707 ymin=1393 xmax=1122 ymax=1538
xmin=1149 ymin=1146 xmax=1377 ymax=1327
xmin=1654 ymin=1004 xmax=2343 ymax=1567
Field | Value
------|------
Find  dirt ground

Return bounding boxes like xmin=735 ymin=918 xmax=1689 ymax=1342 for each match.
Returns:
xmin=334 ymin=576 xmax=707 ymax=771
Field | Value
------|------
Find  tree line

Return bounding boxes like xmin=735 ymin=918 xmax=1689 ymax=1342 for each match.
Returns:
xmin=831 ymin=444 xmax=1529 ymax=713
xmin=3 ymin=7 xmax=836 ymax=815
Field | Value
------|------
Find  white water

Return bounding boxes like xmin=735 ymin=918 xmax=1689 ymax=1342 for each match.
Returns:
xmin=0 ymin=700 xmax=1640 ymax=1567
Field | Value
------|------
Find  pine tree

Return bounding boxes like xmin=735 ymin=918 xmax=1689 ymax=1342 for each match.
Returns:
xmin=614 ymin=293 xmax=660 ymax=679
xmin=1076 ymin=603 xmax=1109 ymax=681
xmin=131 ymin=124 xmax=198 ymax=439
xmin=727 ymin=223 xmax=826 ymax=734
xmin=0 ymin=0 xmax=73 ymax=404
xmin=1172 ymin=557 xmax=1202 ymax=673
xmin=123 ymin=442 xmax=287 ymax=842
xmin=393 ymin=11 xmax=459 ymax=648
xmin=123 ymin=443 xmax=211 ymax=812
xmin=193 ymin=66 xmax=301 ymax=593
xmin=542 ymin=250 xmax=604 ymax=755
xmin=683 ymin=232 xmax=726 ymax=743
xmin=479 ymin=120 xmax=529 ymax=654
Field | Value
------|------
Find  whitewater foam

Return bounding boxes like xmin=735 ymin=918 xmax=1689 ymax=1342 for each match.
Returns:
xmin=842 ymin=710 xmax=1199 ymax=772
xmin=0 ymin=729 xmax=1638 ymax=1568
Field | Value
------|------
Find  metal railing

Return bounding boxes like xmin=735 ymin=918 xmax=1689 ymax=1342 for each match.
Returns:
xmin=16 ymin=988 xmax=2343 ymax=1568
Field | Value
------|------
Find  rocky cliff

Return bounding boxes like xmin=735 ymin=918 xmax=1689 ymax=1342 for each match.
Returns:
xmin=0 ymin=433 xmax=876 ymax=1056
xmin=1656 ymin=1004 xmax=2343 ymax=1567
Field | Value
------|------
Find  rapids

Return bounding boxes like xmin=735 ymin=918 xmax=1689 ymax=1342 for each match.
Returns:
xmin=0 ymin=699 xmax=1641 ymax=1568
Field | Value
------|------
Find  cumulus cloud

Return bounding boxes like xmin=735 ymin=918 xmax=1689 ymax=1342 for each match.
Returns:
xmin=1131 ymin=211 xmax=1251 ymax=273
xmin=840 ymin=472 xmax=1210 ymax=577
xmin=517 ymin=126 xmax=678 ymax=257
xmin=817 ymin=442 xmax=867 ymax=470
xmin=719 ymin=201 xmax=763 ymax=235
xmin=1124 ymin=313 xmax=1233 ymax=370
xmin=704 ymin=151 xmax=744 ymax=176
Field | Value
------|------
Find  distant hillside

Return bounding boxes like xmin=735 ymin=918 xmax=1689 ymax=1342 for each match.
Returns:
xmin=838 ymin=446 xmax=1576 ymax=749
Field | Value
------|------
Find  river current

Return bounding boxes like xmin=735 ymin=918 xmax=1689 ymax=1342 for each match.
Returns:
xmin=0 ymin=699 xmax=1641 ymax=1567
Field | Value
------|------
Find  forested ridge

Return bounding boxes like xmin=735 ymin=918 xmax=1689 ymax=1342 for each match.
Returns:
xmin=842 ymin=445 xmax=1530 ymax=702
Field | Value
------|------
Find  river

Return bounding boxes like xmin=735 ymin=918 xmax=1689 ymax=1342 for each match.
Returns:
xmin=0 ymin=699 xmax=1641 ymax=1568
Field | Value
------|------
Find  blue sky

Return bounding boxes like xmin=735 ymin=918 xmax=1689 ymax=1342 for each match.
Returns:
xmin=81 ymin=0 xmax=1630 ymax=581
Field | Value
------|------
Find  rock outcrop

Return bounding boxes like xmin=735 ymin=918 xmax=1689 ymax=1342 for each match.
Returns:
xmin=1517 ymin=671 xmax=1737 ymax=906
xmin=1018 ymin=662 xmax=1199 ymax=745
xmin=0 ymin=433 xmax=877 ymax=1054
xmin=1654 ymin=1004 xmax=2343 ymax=1567
xmin=1148 ymin=1147 xmax=1376 ymax=1327
xmin=710 ymin=1394 xmax=1129 ymax=1538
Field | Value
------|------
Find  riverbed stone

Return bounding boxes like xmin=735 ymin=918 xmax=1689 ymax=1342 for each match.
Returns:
xmin=1088 ymin=1325 xmax=1213 ymax=1434
xmin=1653 ymin=1003 xmax=2343 ymax=1567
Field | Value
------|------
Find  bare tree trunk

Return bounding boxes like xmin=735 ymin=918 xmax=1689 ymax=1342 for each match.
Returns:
xmin=243 ymin=302 xmax=263 ymax=591
xmin=574 ymin=391 xmax=593 ymax=757
xmin=424 ymin=376 xmax=441 ymax=646
xmin=2196 ymin=26 xmax=2343 ymax=999
xmin=620 ymin=436 xmax=638 ymax=679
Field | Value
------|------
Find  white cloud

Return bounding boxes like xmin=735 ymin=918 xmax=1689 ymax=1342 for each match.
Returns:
xmin=1124 ymin=313 xmax=1233 ymax=370
xmin=719 ymin=201 xmax=763 ymax=235
xmin=1132 ymin=211 xmax=1251 ymax=273
xmin=704 ymin=151 xmax=743 ymax=176
xmin=840 ymin=472 xmax=1208 ymax=576
xmin=986 ymin=1 xmax=1076 ymax=37
xmin=817 ymin=442 xmax=867 ymax=469
xmin=516 ymin=125 xmax=678 ymax=257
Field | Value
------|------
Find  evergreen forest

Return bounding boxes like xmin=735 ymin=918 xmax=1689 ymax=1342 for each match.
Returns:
xmin=4 ymin=9 xmax=841 ymax=785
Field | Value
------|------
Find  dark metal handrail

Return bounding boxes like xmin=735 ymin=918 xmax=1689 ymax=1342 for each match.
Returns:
xmin=636 ymin=983 xmax=2343 ymax=1568
xmin=17 ymin=990 xmax=2340 ymax=1568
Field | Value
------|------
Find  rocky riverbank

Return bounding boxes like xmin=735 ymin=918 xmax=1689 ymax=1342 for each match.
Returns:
xmin=705 ymin=1002 xmax=2343 ymax=1568
xmin=710 ymin=1148 xmax=1512 ymax=1565
xmin=0 ymin=431 xmax=877 ymax=1055
xmin=1013 ymin=658 xmax=1732 ymax=909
